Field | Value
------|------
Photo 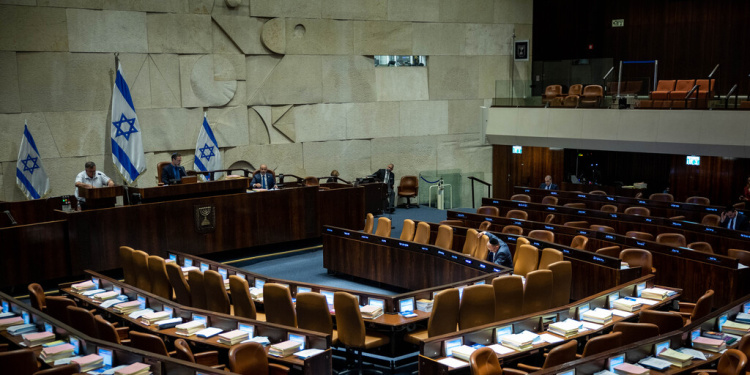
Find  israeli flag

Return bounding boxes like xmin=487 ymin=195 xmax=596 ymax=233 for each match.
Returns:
xmin=111 ymin=62 xmax=146 ymax=184
xmin=16 ymin=122 xmax=50 ymax=200
xmin=193 ymin=113 xmax=223 ymax=181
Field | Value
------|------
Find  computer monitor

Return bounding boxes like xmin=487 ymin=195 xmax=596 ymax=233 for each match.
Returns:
xmin=254 ymin=279 xmax=265 ymax=289
xmin=91 ymin=277 xmax=100 ymax=289
xmin=200 ymin=262 xmax=209 ymax=272
xmin=607 ymin=293 xmax=619 ymax=309
xmin=744 ymin=302 xmax=750 ymax=313
xmin=577 ymin=303 xmax=590 ymax=320
xmin=163 ymin=306 xmax=173 ymax=318
xmin=21 ymin=310 xmax=30 ymax=324
xmin=399 ymin=297 xmax=414 ymax=313
xmin=495 ymin=325 xmax=513 ymax=342
xmin=654 ymin=340 xmax=670 ymax=355
xmin=113 ymin=285 xmax=121 ymax=295
xmin=238 ymin=323 xmax=254 ymax=338
xmin=98 ymin=347 xmax=114 ymax=368
xmin=137 ymin=295 xmax=147 ymax=310
xmin=297 ymin=286 xmax=311 ymax=294
xmin=443 ymin=337 xmax=463 ymax=357
xmin=1 ymin=301 xmax=8 ymax=313
xmin=235 ymin=273 xmax=245 ymax=280
xmin=217 ymin=268 xmax=227 ymax=280
xmin=168 ymin=253 xmax=177 ymax=262
xmin=635 ymin=282 xmax=646 ymax=297
xmin=184 ymin=258 xmax=193 ymax=267
xmin=320 ymin=290 xmax=334 ymax=305
xmin=192 ymin=313 xmax=208 ymax=325
xmin=368 ymin=298 xmax=385 ymax=309
xmin=607 ymin=354 xmax=625 ymax=372
xmin=558 ymin=370 xmax=575 ymax=375
xmin=458 ymin=287 xmax=465 ymax=300
xmin=288 ymin=333 xmax=306 ymax=350
xmin=474 ymin=280 xmax=486 ymax=285
xmin=44 ymin=322 xmax=54 ymax=333
xmin=690 ymin=328 xmax=701 ymax=346
xmin=686 ymin=155 xmax=700 ymax=166
xmin=718 ymin=314 xmax=728 ymax=331
xmin=69 ymin=336 xmax=81 ymax=355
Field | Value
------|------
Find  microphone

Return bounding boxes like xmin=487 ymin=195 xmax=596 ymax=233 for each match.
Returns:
xmin=4 ymin=210 xmax=17 ymax=225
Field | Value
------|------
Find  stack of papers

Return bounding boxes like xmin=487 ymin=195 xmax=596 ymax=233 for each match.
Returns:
xmin=582 ymin=308 xmax=613 ymax=324
xmin=71 ymin=280 xmax=96 ymax=292
xmin=638 ymin=357 xmax=671 ymax=371
xmin=269 ymin=340 xmax=302 ymax=357
xmin=22 ymin=331 xmax=55 ymax=347
xmin=8 ymin=323 xmax=37 ymax=336
xmin=548 ymin=319 xmax=581 ymax=338
xmin=500 ymin=331 xmax=538 ymax=351
xmin=40 ymin=343 xmax=76 ymax=363
xmin=218 ymin=330 xmax=249 ymax=346
xmin=82 ymin=289 xmax=106 ymax=297
xmin=112 ymin=301 xmax=141 ymax=314
xmin=0 ymin=316 xmax=24 ymax=331
xmin=641 ymin=288 xmax=675 ymax=301
xmin=294 ymin=349 xmax=325 ymax=359
xmin=692 ymin=337 xmax=726 ymax=352
xmin=176 ymin=320 xmax=205 ymax=336
xmin=93 ymin=291 xmax=119 ymax=302
xmin=594 ymin=371 xmax=618 ymax=375
xmin=437 ymin=357 xmax=469 ymax=368
xmin=249 ymin=288 xmax=263 ymax=301
xmin=139 ymin=311 xmax=171 ymax=325
xmin=613 ymin=298 xmax=642 ymax=312
xmin=155 ymin=318 xmax=182 ymax=329
xmin=451 ymin=345 xmax=477 ymax=361
xmin=416 ymin=299 xmax=434 ymax=313
xmin=360 ymin=305 xmax=383 ymax=319
xmin=721 ymin=320 xmax=750 ymax=336
xmin=676 ymin=348 xmax=707 ymax=361
xmin=196 ymin=327 xmax=223 ymax=338
xmin=181 ymin=266 xmax=199 ymax=275
xmin=72 ymin=354 xmax=104 ymax=372
xmin=246 ymin=336 xmax=270 ymax=346
xmin=613 ymin=363 xmax=650 ymax=375
xmin=115 ymin=362 xmax=150 ymax=375
xmin=735 ymin=312 xmax=750 ymax=324
xmin=658 ymin=348 xmax=692 ymax=368
xmin=128 ymin=309 xmax=154 ymax=319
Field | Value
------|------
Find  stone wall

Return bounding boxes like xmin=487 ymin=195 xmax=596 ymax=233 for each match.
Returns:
xmin=0 ymin=0 xmax=533 ymax=207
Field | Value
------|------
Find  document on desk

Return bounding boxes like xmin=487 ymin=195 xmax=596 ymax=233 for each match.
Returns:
xmin=677 ymin=348 xmax=707 ymax=361
xmin=488 ymin=344 xmax=515 ymax=355
xmin=611 ymin=309 xmax=634 ymax=318
xmin=437 ymin=357 xmax=468 ymax=368
xmin=539 ymin=333 xmax=564 ymax=344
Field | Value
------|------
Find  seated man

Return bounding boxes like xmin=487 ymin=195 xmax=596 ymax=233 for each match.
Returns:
xmin=719 ymin=204 xmax=749 ymax=231
xmin=74 ymin=161 xmax=114 ymax=210
xmin=539 ymin=175 xmax=559 ymax=190
xmin=162 ymin=153 xmax=186 ymax=185
xmin=478 ymin=231 xmax=512 ymax=268
xmin=252 ymin=164 xmax=275 ymax=189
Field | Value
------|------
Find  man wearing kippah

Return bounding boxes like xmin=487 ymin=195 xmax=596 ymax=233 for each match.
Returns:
xmin=478 ymin=231 xmax=513 ymax=268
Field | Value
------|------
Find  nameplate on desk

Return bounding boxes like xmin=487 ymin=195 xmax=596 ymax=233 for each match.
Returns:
xmin=517 ymin=203 xmax=528 ymax=207
xmin=740 ymin=233 xmax=750 ymax=239
xmin=671 ymin=222 xmax=682 ymax=227
xmin=492 ymin=267 xmax=502 ymax=272
xmin=551 ymin=191 xmax=558 ymax=195
xmin=484 ymin=217 xmax=494 ymax=222
xmin=451 ymin=255 xmax=458 ymax=260
xmin=604 ymin=234 xmax=615 ymax=240
xmin=325 ymin=228 xmax=333 ymax=233
xmin=706 ymin=207 xmax=718 ymax=212
xmin=671 ymin=249 xmax=681 ymax=254
xmin=398 ymin=242 xmax=410 ymax=248
xmin=464 ymin=259 xmax=472 ymax=265
xmin=523 ymin=189 xmax=530 ymax=193
xmin=479 ymin=264 xmax=486 ymax=269
xmin=380 ymin=239 xmax=387 ymax=243
xmin=577 ymin=194 xmax=586 ymax=198
xmin=577 ymin=210 xmax=586 ymax=215
xmin=360 ymin=235 xmax=369 ymax=239
xmin=609 ymin=213 xmax=618 ymax=218
xmin=532 ymin=241 xmax=541 ymax=247
xmin=343 ymin=231 xmax=351 ymax=236
xmin=437 ymin=250 xmax=446 ymax=256
xmin=636 ymin=241 xmax=646 ymax=246
xmin=645 ymin=218 xmax=653 ymax=222
xmin=671 ymin=204 xmax=680 ymax=208
xmin=606 ymin=197 xmax=615 ymax=201
xmin=506 ymin=236 xmax=516 ymax=242
xmin=704 ymin=227 xmax=715 ymax=233
xmin=492 ymin=200 xmax=499 ymax=204
xmin=708 ymin=256 xmax=719 ymax=262
xmin=456 ymin=213 xmax=466 ymax=218
xmin=513 ymin=221 xmax=522 ymax=226
xmin=578 ymin=230 xmax=588 ymax=235
xmin=561 ymin=249 xmax=571 ymax=254
xmin=638 ymin=200 xmax=647 ymax=204
xmin=544 ymin=226 xmax=554 ymax=230
xmin=592 ymin=256 xmax=605 ymax=263
xmin=546 ymin=206 xmax=556 ymax=211
xmin=421 ymin=246 xmax=429 ymax=251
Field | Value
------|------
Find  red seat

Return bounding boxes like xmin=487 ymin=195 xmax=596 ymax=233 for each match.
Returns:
xmin=669 ymin=79 xmax=696 ymax=100
xmin=650 ymin=80 xmax=676 ymax=100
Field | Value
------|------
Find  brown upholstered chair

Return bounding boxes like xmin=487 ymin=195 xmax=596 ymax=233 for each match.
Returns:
xmin=404 ymin=288 xmax=460 ymax=345
xmin=229 ymin=341 xmax=289 ymax=375
xmin=303 ymin=176 xmax=319 ymax=186
xmin=702 ymin=214 xmax=721 ymax=227
xmin=434 ymin=224 xmax=453 ymax=249
xmin=679 ymin=289 xmax=714 ymax=324
xmin=563 ymin=202 xmax=586 ymax=209
xmin=66 ymin=306 xmax=98 ymax=338
xmin=570 ymin=235 xmax=589 ymax=250
xmin=0 ymin=349 xmax=38 ymax=375
xmin=505 ymin=210 xmax=528 ymax=220
xmin=204 ymin=270 xmax=230 ymax=314
xmin=694 ymin=349 xmax=747 ymax=375
xmin=670 ymin=215 xmax=686 ymax=221
xmin=600 ymin=204 xmax=618 ymax=213
xmin=626 ymin=231 xmax=654 ymax=241
xmin=165 ymin=262 xmax=191 ymax=306
xmin=639 ymin=310 xmax=684 ymax=333
xmin=477 ymin=206 xmax=500 ymax=217
xmin=119 ymin=246 xmax=136 ymax=286
xmin=173 ymin=338 xmax=223 ymax=369
xmin=463 ymin=229 xmax=479 ymax=255
xmin=478 ymin=221 xmax=492 ymax=232
xmin=400 ymin=219 xmax=416 ymax=241
xmin=624 ymin=206 xmax=651 ymax=216
xmin=528 ymin=230 xmax=554 ymax=243
xmin=649 ymin=193 xmax=674 ymax=202
xmin=156 ymin=161 xmax=171 ymax=186
xmin=295 ymin=292 xmax=337 ymax=345
xmin=28 ymin=283 xmax=46 ymax=312
xmin=473 ymin=234 xmax=490 ymax=261
xmin=413 ymin=221 xmax=431 ymax=244
xmin=470 ymin=346 xmax=503 ymax=375
xmin=686 ymin=196 xmax=710 ymax=205
xmin=513 ymin=339 xmax=578 ymax=373
xmin=564 ymin=220 xmax=589 ymax=229
xmin=538 ymin=248 xmax=563 ymax=270
xmin=656 ymin=233 xmax=687 ymax=247
xmin=564 ymin=85 xmax=582 ymax=107
xmin=596 ymin=246 xmax=622 ymax=258
xmin=522 ymin=269 xmax=553 ymax=314
xmin=737 ymin=335 xmax=750 ymax=372
xmin=591 ymin=224 xmax=616 ymax=233
xmin=510 ymin=194 xmax=531 ymax=202
xmin=95 ymin=315 xmax=129 ymax=345
xmin=492 ymin=275 xmax=524 ymax=321
xmin=501 ymin=225 xmax=523 ymax=235
xmin=263 ymin=283 xmax=297 ymax=327
xmin=45 ymin=296 xmax=77 ymax=325
xmin=458 ymin=285 xmax=495 ymax=330
xmin=513 ymin=237 xmax=530 ymax=265
xmin=33 ymin=364 xmax=80 ymax=375
xmin=695 ymin=79 xmax=716 ymax=100
xmin=131 ymin=249 xmax=151 ymax=292
xmin=544 ymin=214 xmax=555 ymax=224
xmin=229 ymin=275 xmax=257 ymax=320
xmin=514 ymin=244 xmax=539 ymax=277
xmin=549 ymin=261 xmax=572 ymax=307
xmin=130 ymin=331 xmax=170 ymax=356
xmin=580 ymin=85 xmax=604 ymax=107
xmin=669 ymin=79 xmax=696 ymax=100
xmin=333 ymin=292 xmax=390 ymax=373
xmin=613 ymin=322 xmax=660 ymax=345
xmin=620 ymin=248 xmax=655 ymax=275
xmin=650 ymin=80 xmax=676 ymax=100
xmin=542 ymin=85 xmax=563 ymax=105
xmin=729 ymin=249 xmax=750 ymax=266
xmin=364 ymin=213 xmax=374 ymax=234
xmin=374 ymin=217 xmax=392 ymax=237
xmin=541 ymin=196 xmax=558 ymax=205
xmin=589 ymin=190 xmax=607 ymax=195
xmin=688 ymin=241 xmax=714 ymax=253
xmin=187 ymin=269 xmax=207 ymax=310
xmin=397 ymin=176 xmax=419 ymax=208
xmin=568 ymin=84 xmax=583 ymax=97
xmin=147 ymin=255 xmax=172 ymax=300
xmin=580 ymin=332 xmax=623 ymax=358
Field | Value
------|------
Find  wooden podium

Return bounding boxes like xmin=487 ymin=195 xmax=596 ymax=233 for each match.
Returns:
xmin=127 ymin=178 xmax=250 ymax=204
xmin=79 ymin=186 xmax=124 ymax=210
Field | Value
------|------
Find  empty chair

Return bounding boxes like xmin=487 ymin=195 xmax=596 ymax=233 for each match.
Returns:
xmin=626 ymin=231 xmax=654 ymax=241
xmin=590 ymin=224 xmax=615 ymax=233
xmin=33 ymin=364 xmax=80 ymax=375
xmin=131 ymin=250 xmax=151 ymax=292
xmin=580 ymin=85 xmax=604 ymax=107
xmin=374 ymin=217 xmax=392 ymax=237
xmin=589 ymin=190 xmax=607 ymax=195
xmin=501 ymin=225 xmax=523 ymax=235
xmin=473 ymin=234 xmax=490 ymax=261
xmin=649 ymin=193 xmax=674 ymax=202
xmin=95 ymin=315 xmax=128 ymax=345
xmin=295 ymin=292 xmax=337 ymax=345
xmin=476 ymin=206 xmax=500 ymax=217
xmin=458 ymin=285 xmax=495 ymax=330
xmin=538 ymin=248 xmax=563 ymax=269
xmin=544 ymin=214 xmax=555 ymax=223
xmin=434 ymin=224 xmax=453 ymax=249
xmin=478 ymin=221 xmax=492 ymax=232
xmin=620 ymin=248 xmax=654 ymax=275
xmin=581 ymin=332 xmax=622 ymax=358
xmin=528 ymin=229 xmax=554 ymax=243
xmin=510 ymin=194 xmax=531 ymax=202
xmin=542 ymin=85 xmax=563 ymax=105
xmin=147 ymin=255 xmax=172 ymax=300
xmin=413 ymin=221 xmax=431 ymax=244
xmin=400 ymin=219 xmax=416 ymax=241
xmin=596 ymin=246 xmax=622 ymax=258
xmin=166 ymin=262 xmax=191 ymax=306
xmin=568 ymin=83 xmax=583 ymax=96
xmin=404 ymin=288 xmax=460 ymax=345
xmin=624 ymin=206 xmax=651 ymax=216
xmin=363 ymin=213 xmax=374 ymax=234
xmin=66 ymin=306 xmax=98 ymax=338
xmin=439 ymin=220 xmax=464 ymax=226
xmin=548 ymin=261 xmax=572 ymax=307
xmin=513 ymin=237 xmax=530 ymax=265
xmin=513 ymin=244 xmax=539 ymax=277
xmin=303 ymin=176 xmax=319 ymax=186
xmin=656 ymin=233 xmax=686 ymax=247
xmin=563 ymin=202 xmax=586 ymax=209
xmin=679 ymin=289 xmax=714 ymax=324
xmin=27 ymin=283 xmax=45 ymax=311
xmin=650 ymin=80 xmax=676 ymax=100
xmin=513 ymin=337 xmax=578 ymax=373
xmin=701 ymin=214 xmax=721 ymax=227
xmin=263 ymin=283 xmax=297 ymax=327
xmin=570 ymin=235 xmax=589 ymax=250
xmin=522 ymin=269 xmax=553 ymax=314
xmin=130 ymin=331 xmax=169 ymax=356
xmin=45 ymin=297 xmax=77 ymax=325
xmin=612 ymin=322 xmax=660 ymax=345
xmin=564 ymin=220 xmax=589 ymax=228
xmin=492 ymin=275 xmax=524 ymax=321
xmin=173 ymin=338 xmax=223 ymax=370
xmin=228 ymin=341 xmax=289 ymax=375
xmin=505 ymin=210 xmax=528 ymax=220
xmin=729 ymin=249 xmax=750 ymax=266
xmin=669 ymin=79 xmax=696 ymax=100
xmin=541 ymin=196 xmax=558 ymax=205
xmin=670 ymin=215 xmax=686 ymax=221
xmin=333 ymin=292 xmax=390 ymax=373
xmin=688 ymin=241 xmax=714 ymax=253
xmin=738 ymin=335 xmax=750 ymax=370
xmin=694 ymin=349 xmax=747 ymax=375
xmin=600 ymin=204 xmax=618 ymax=213
xmin=0 ymin=349 xmax=38 ymax=375
xmin=397 ymin=175 xmax=419 ymax=208
xmin=639 ymin=310 xmax=684 ymax=333
xmin=229 ymin=275 xmax=257 ymax=320
xmin=187 ymin=269 xmax=207 ymax=310
xmin=204 ymin=270 xmax=230 ymax=314
xmin=470 ymin=347 xmax=503 ymax=375
xmin=462 ymin=229 xmax=479 ymax=255
xmin=119 ymin=246 xmax=136 ymax=286
xmin=686 ymin=196 xmax=710 ymax=205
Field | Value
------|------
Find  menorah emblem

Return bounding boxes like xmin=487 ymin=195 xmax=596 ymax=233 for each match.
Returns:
xmin=198 ymin=207 xmax=212 ymax=227
xmin=193 ymin=205 xmax=215 ymax=233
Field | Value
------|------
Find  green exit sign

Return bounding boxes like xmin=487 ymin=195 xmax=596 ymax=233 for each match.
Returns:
xmin=612 ymin=19 xmax=624 ymax=27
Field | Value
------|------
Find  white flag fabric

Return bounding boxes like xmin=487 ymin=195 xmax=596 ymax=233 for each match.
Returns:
xmin=193 ymin=113 xmax=223 ymax=181
xmin=111 ymin=62 xmax=146 ymax=184
xmin=16 ymin=123 xmax=50 ymax=200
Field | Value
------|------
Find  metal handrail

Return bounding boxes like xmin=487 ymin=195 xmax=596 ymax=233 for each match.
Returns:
xmin=468 ymin=176 xmax=492 ymax=209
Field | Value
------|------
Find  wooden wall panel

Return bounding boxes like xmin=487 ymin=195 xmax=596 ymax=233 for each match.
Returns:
xmin=493 ymin=145 xmax=564 ymax=199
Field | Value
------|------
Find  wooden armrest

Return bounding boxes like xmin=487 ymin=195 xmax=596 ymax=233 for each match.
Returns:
xmin=269 ymin=363 xmax=290 ymax=375
xmin=210 ymin=364 xmax=225 ymax=370
xmin=194 ymin=351 xmax=220 ymax=366
xmin=168 ymin=351 xmax=176 ymax=357
xmin=517 ymin=363 xmax=542 ymax=372
xmin=119 ymin=339 xmax=131 ymax=346
xmin=679 ymin=302 xmax=696 ymax=313
xmin=504 ymin=368 xmax=530 ymax=375
xmin=0 ymin=343 xmax=7 ymax=352
xmin=575 ymin=353 xmax=583 ymax=359
xmin=115 ymin=326 xmax=129 ymax=340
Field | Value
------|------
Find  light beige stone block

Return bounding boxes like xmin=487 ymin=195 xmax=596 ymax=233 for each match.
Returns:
xmin=250 ymin=0 xmax=321 ymax=18
xmin=261 ymin=18 xmax=285 ymax=54
xmin=189 ymin=0 xmax=214 ymax=14
xmin=67 ymin=9 xmax=147 ymax=53
xmin=147 ymin=13 xmax=212 ymax=54
xmin=412 ymin=23 xmax=465 ymax=55
xmin=149 ymin=54 xmax=181 ymax=108
xmin=345 ymin=101 xmax=400 ymax=140
xmin=247 ymin=107 xmax=272 ymax=145
xmin=17 ymin=52 xmax=112 ymax=112
xmin=353 ymin=21 xmax=412 ymax=55
xmin=436 ymin=134 xmax=491 ymax=171
xmin=0 ymin=6 xmax=68 ymax=51
xmin=179 ymin=54 xmax=238 ymax=107
xmin=494 ymin=0 xmax=533 ymax=24
xmin=486 ymin=107 xmax=518 ymax=136
xmin=215 ymin=53 xmax=246 ymax=81
xmin=224 ymin=143 xmax=305 ymax=176
xmin=0 ymin=52 xmax=20 ymax=113
xmin=547 ymin=109 xmax=584 ymax=139
xmin=138 ymin=108 xmax=203 ymax=152
xmin=447 ymin=100 xmax=484 ymax=134
xmin=118 ymin=53 xmax=152 ymax=110
xmin=0 ymin=0 xmax=36 ymax=6
xmin=387 ymin=0 xmax=439 ymax=22
xmin=253 ymin=55 xmax=322 ymax=105
xmin=205 ymin=106 xmax=250 ymax=148
xmin=427 ymin=56 xmax=479 ymax=100
xmin=322 ymin=0 xmax=386 ymax=20
xmin=245 ymin=54 xmax=283 ymax=105
xmin=375 ymin=67 xmax=428 ymax=102
xmin=285 ymin=18 xmax=354 ymax=55
xmin=514 ymin=23 xmax=533 ymax=43
xmin=212 ymin=15 xmax=269 ymax=54
xmin=294 ymin=103 xmax=349 ymax=142
xmin=581 ymin=109 xmax=618 ymax=140
xmin=0 ymin=112 xmax=59 ymax=163
xmin=697 ymin=111 xmax=747 ymax=146
xmin=270 ymin=105 xmax=295 ymax=143
xmin=399 ymin=100 xmax=449 ymax=137
xmin=655 ymin=111 xmax=702 ymax=145
xmin=37 ymin=0 xmax=102 ymax=8
xmin=617 ymin=110 xmax=659 ymax=142
xmin=102 ymin=0 xmax=188 ymax=13
xmin=212 ymin=0 xmax=249 ymax=16
xmin=212 ymin=21 xmax=244 ymax=55
xmin=322 ymin=56 xmax=376 ymax=103
xmin=303 ymin=139 xmax=372 ymax=178
xmin=464 ymin=23 xmax=514 ymax=55
xmin=477 ymin=56 xmax=509 ymax=99
xmin=371 ymin=136 xmax=438 ymax=179
xmin=227 ymin=81 xmax=246 ymax=107
xmin=516 ymin=108 xmax=550 ymax=137
xmin=44 ymin=111 xmax=108 ymax=158
xmin=439 ymin=0 xmax=494 ymax=23
xmin=272 ymin=105 xmax=293 ymax=124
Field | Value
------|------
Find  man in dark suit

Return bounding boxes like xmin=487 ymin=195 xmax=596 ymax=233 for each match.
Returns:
xmin=539 ymin=175 xmax=559 ymax=190
xmin=719 ymin=204 xmax=749 ymax=231
xmin=373 ymin=163 xmax=395 ymax=213
xmin=161 ymin=153 xmax=186 ymax=185
xmin=478 ymin=231 xmax=512 ymax=268
xmin=252 ymin=164 xmax=275 ymax=189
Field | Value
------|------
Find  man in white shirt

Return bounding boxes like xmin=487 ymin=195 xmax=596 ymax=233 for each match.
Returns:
xmin=75 ymin=161 xmax=114 ymax=210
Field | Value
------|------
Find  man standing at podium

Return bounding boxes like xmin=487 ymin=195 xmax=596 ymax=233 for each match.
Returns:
xmin=162 ymin=153 xmax=186 ymax=185
xmin=374 ymin=163 xmax=395 ymax=213
xmin=252 ymin=164 xmax=275 ymax=189
xmin=74 ymin=161 xmax=114 ymax=210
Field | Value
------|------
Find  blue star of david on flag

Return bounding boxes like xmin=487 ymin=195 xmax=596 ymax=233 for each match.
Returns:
xmin=110 ymin=62 xmax=146 ymax=184
xmin=199 ymin=143 xmax=215 ymax=162
xmin=194 ymin=113 xmax=223 ymax=181
xmin=112 ymin=114 xmax=138 ymax=140
xmin=16 ymin=123 xmax=50 ymax=200
xmin=21 ymin=154 xmax=40 ymax=174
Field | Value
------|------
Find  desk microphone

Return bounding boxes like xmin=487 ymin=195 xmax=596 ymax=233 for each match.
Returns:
xmin=4 ymin=210 xmax=17 ymax=225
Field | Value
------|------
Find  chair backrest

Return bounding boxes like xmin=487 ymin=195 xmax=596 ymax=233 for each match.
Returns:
xmin=462 ymin=229 xmax=479 ymax=255
xmin=263 ymin=283 xmax=297 ymax=327
xmin=130 ymin=331 xmax=170 ymax=356
xmin=374 ymin=217 xmax=392 ymax=237
xmin=95 ymin=315 xmax=121 ymax=344
xmin=303 ymin=176 xmax=319 ymax=186
xmin=688 ymin=241 xmax=714 ymax=253
xmin=434 ymin=225 xmax=453 ymax=249
xmin=624 ymin=206 xmax=651 ymax=216
xmin=695 ymin=79 xmax=716 ymax=95
xmin=45 ymin=296 xmax=76 ymax=325
xmin=187 ymin=269 xmax=207 ymax=310
xmin=613 ymin=322 xmax=660 ymax=345
xmin=691 ymin=290 xmax=714 ymax=321
xmin=523 ymin=269 xmax=553 ymax=314
xmin=413 ymin=221 xmax=431 ymax=244
xmin=364 ymin=213 xmax=374 ymax=234
xmin=33 ymin=363 xmax=81 ymax=375
xmin=492 ymin=275 xmax=524 ymax=321
xmin=674 ymin=79 xmax=695 ymax=92
xmin=400 ymin=219 xmax=416 ymax=241
xmin=541 ymin=196 xmax=558 ymax=205
xmin=229 ymin=275 xmax=256 ymax=320
xmin=333 ymin=292 xmax=366 ymax=347
xmin=568 ymin=84 xmax=583 ymax=96
xmin=505 ymin=210 xmax=528 ymax=220
xmin=439 ymin=220 xmax=464 ymax=226
xmin=639 ymin=310 xmax=684 ymax=333
xmin=686 ymin=196 xmax=710 ymax=205
xmin=563 ymin=202 xmax=586 ymax=209
xmin=295 ymin=292 xmax=333 ymax=336
xmin=656 ymin=233 xmax=686 ymax=247
xmin=469 ymin=347 xmax=503 ymax=375
xmin=717 ymin=349 xmax=748 ymax=375
xmin=548 ymin=261 xmax=572 ymax=307
xmin=596 ymin=246 xmax=622 ymax=258
xmin=147 ymin=256 xmax=172 ymax=300
xmin=591 ymin=224 xmax=616 ymax=233
xmin=510 ymin=194 xmax=531 ymax=202
xmin=626 ymin=231 xmax=654 ymax=241
xmin=204 ymin=270 xmax=230 ymax=314
xmin=476 ymin=206 xmax=500 ymax=216
xmin=600 ymin=204 xmax=618 ymax=213
xmin=544 ymin=214 xmax=555 ymax=223
xmin=427 ymin=288 xmax=460 ymax=338
xmin=583 ymin=84 xmax=603 ymax=97
xmin=729 ymin=249 xmax=750 ymax=266
xmin=513 ymin=237 xmax=530 ymax=264
xmin=478 ymin=221 xmax=492 ymax=232
xmin=398 ymin=176 xmax=419 ymax=194
xmin=528 ymin=229 xmax=554 ymax=243
xmin=701 ymin=214 xmax=721 ymax=227
xmin=738 ymin=335 xmax=750 ymax=368
xmin=156 ymin=161 xmax=170 ymax=184
xmin=66 ymin=306 xmax=98 ymax=338
xmin=501 ymin=225 xmax=523 ymax=235
xmin=563 ymin=221 xmax=589 ymax=229
xmin=173 ymin=338 xmax=196 ymax=363
xmin=649 ymin=193 xmax=674 ymax=202
xmin=620 ymin=248 xmax=653 ymax=275
xmin=131 ymin=250 xmax=151 ymax=292
xmin=538 ymin=248 xmax=563 ymax=270
xmin=458 ymin=285 xmax=495 ymax=330
xmin=655 ymin=80 xmax=676 ymax=91
xmin=0 ymin=349 xmax=38 ymax=375
xmin=473 ymin=234 xmax=489 ymax=261
xmin=582 ymin=331 xmax=622 ymax=357
xmin=543 ymin=339 xmax=578 ymax=368
xmin=514 ymin=244 xmax=539 ymax=277
xmin=570 ymin=235 xmax=589 ymax=250
xmin=229 ymin=342 xmax=271 ymax=375
xmin=165 ymin=262 xmax=191 ymax=306
xmin=544 ymin=85 xmax=563 ymax=97
xmin=28 ymin=283 xmax=45 ymax=311
xmin=119 ymin=246 xmax=136 ymax=286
